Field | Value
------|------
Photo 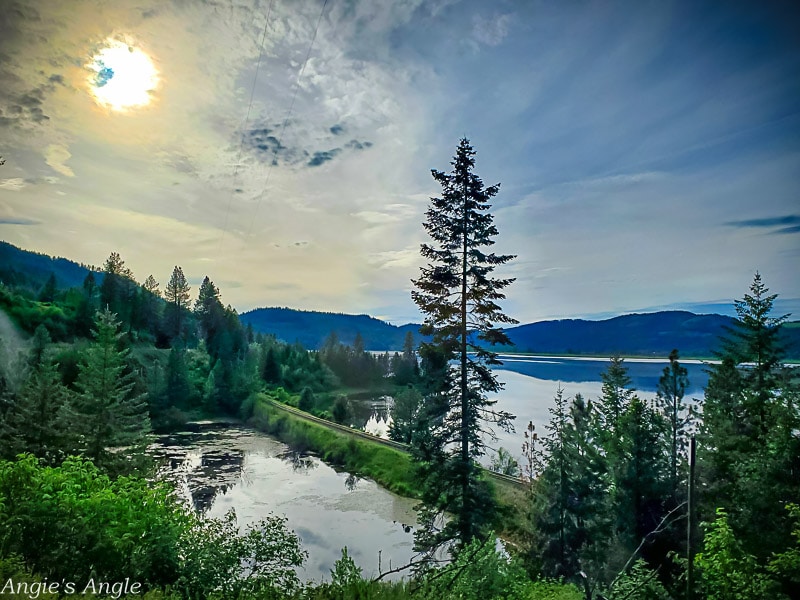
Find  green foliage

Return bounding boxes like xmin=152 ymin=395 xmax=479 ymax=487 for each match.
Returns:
xmin=489 ymin=447 xmax=520 ymax=477
xmin=655 ymin=348 xmax=692 ymax=493
xmin=531 ymin=389 xmax=610 ymax=583
xmin=699 ymin=273 xmax=800 ymax=561
xmin=177 ymin=509 xmax=306 ymax=599
xmin=0 ymin=360 xmax=71 ymax=464
xmin=695 ymin=508 xmax=783 ymax=600
xmin=250 ymin=397 xmax=419 ymax=497
xmin=331 ymin=394 xmax=350 ymax=424
xmin=410 ymin=138 xmax=517 ymax=556
xmin=69 ymin=308 xmax=151 ymax=476
xmin=164 ymin=265 xmax=192 ymax=344
xmin=414 ymin=536 xmax=582 ymax=600
xmin=0 ymin=455 xmax=189 ymax=588
xmin=0 ymin=455 xmax=308 ymax=599
xmin=298 ymin=387 xmax=316 ymax=412
xmin=329 ymin=547 xmax=363 ymax=590
xmin=603 ymin=559 xmax=671 ymax=600
xmin=768 ymin=504 xmax=800 ymax=593
xmin=388 ymin=386 xmax=422 ymax=444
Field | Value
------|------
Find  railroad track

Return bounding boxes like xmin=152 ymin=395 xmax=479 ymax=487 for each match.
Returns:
xmin=263 ymin=398 xmax=525 ymax=489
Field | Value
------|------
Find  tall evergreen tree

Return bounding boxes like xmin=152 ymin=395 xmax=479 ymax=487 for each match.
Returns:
xmin=531 ymin=390 xmax=610 ymax=583
xmin=69 ymin=309 xmax=151 ymax=475
xmin=194 ymin=276 xmax=225 ymax=357
xmin=656 ymin=349 xmax=691 ymax=493
xmin=37 ymin=272 xmax=57 ymax=303
xmin=164 ymin=266 xmax=191 ymax=343
xmin=699 ymin=273 xmax=800 ymax=564
xmin=410 ymin=138 xmax=517 ymax=555
xmin=0 ymin=360 xmax=71 ymax=464
xmin=100 ymin=252 xmax=135 ymax=322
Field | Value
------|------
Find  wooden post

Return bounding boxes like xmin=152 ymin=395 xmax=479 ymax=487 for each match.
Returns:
xmin=687 ymin=436 xmax=696 ymax=600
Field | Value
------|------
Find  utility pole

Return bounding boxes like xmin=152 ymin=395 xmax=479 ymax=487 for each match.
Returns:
xmin=687 ymin=436 xmax=696 ymax=600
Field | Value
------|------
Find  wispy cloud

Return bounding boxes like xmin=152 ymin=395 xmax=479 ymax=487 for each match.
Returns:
xmin=472 ymin=13 xmax=512 ymax=48
xmin=726 ymin=214 xmax=800 ymax=233
xmin=0 ymin=216 xmax=40 ymax=225
xmin=0 ymin=178 xmax=25 ymax=191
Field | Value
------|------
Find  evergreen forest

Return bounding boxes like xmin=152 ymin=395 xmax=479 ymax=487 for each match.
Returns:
xmin=0 ymin=140 xmax=798 ymax=600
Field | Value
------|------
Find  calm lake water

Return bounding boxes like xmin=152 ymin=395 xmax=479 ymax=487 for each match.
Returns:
xmin=151 ymin=355 xmax=711 ymax=580
xmin=151 ymin=427 xmax=418 ymax=583
xmin=487 ymin=355 xmax=709 ymax=466
xmin=352 ymin=355 xmax=710 ymax=467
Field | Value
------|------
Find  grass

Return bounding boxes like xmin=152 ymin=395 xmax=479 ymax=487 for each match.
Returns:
xmin=249 ymin=392 xmax=531 ymax=544
xmin=249 ymin=394 xmax=421 ymax=498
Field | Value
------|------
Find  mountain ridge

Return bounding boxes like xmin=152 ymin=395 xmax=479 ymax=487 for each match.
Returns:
xmin=3 ymin=240 xmax=798 ymax=358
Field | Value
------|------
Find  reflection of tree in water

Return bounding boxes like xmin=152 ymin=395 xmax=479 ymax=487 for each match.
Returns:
xmin=151 ymin=436 xmax=246 ymax=514
xmin=344 ymin=472 xmax=361 ymax=491
xmin=280 ymin=451 xmax=318 ymax=474
xmin=348 ymin=396 xmax=392 ymax=432
xmin=187 ymin=449 xmax=245 ymax=513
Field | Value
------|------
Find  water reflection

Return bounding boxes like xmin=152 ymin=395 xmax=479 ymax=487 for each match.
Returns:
xmin=495 ymin=355 xmax=709 ymax=395
xmin=150 ymin=426 xmax=419 ymax=582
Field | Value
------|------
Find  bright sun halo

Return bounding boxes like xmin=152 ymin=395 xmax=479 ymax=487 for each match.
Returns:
xmin=88 ymin=39 xmax=158 ymax=111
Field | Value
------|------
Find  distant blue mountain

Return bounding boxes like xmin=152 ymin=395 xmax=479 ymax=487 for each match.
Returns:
xmin=3 ymin=241 xmax=797 ymax=358
xmin=502 ymin=311 xmax=733 ymax=357
xmin=241 ymin=306 xmax=800 ymax=358
xmin=239 ymin=307 xmax=425 ymax=350
xmin=0 ymin=241 xmax=102 ymax=290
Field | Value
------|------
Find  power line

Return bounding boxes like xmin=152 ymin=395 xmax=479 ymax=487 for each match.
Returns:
xmin=245 ymin=0 xmax=330 ymax=238
xmin=217 ymin=0 xmax=276 ymax=252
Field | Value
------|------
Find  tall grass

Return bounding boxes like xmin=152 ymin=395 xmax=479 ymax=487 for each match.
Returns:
xmin=250 ymin=395 xmax=420 ymax=498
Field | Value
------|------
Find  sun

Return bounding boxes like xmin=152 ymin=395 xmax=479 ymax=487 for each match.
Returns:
xmin=87 ymin=39 xmax=159 ymax=111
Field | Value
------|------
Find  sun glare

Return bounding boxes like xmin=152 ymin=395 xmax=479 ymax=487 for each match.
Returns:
xmin=88 ymin=39 xmax=158 ymax=111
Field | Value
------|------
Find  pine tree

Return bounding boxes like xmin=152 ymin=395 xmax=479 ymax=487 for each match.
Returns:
xmin=656 ymin=349 xmax=691 ymax=493
xmin=700 ymin=273 xmax=800 ymax=563
xmin=164 ymin=266 xmax=191 ymax=343
xmin=70 ymin=309 xmax=151 ymax=475
xmin=410 ymin=138 xmax=517 ymax=555
xmin=100 ymin=252 xmax=135 ymax=323
xmin=38 ymin=272 xmax=57 ymax=303
xmin=532 ymin=390 xmax=610 ymax=583
xmin=0 ymin=360 xmax=71 ymax=464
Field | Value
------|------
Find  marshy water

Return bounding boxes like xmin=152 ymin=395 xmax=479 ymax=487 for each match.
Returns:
xmin=151 ymin=355 xmax=711 ymax=581
xmin=151 ymin=427 xmax=419 ymax=583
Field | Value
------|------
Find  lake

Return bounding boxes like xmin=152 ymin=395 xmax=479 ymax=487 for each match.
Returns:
xmin=487 ymin=355 xmax=709 ymax=467
xmin=151 ymin=355 xmax=711 ymax=581
xmin=352 ymin=355 xmax=710 ymax=467
xmin=151 ymin=427 xmax=419 ymax=583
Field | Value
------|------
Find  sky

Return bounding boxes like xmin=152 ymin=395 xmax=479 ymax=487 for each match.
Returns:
xmin=0 ymin=0 xmax=798 ymax=325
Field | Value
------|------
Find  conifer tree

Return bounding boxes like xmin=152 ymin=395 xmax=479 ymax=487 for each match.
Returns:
xmin=656 ymin=349 xmax=691 ymax=493
xmin=532 ymin=390 xmax=610 ymax=583
xmin=410 ymin=138 xmax=517 ymax=555
xmin=700 ymin=273 xmax=800 ymax=563
xmin=0 ymin=360 xmax=71 ymax=464
xmin=164 ymin=266 xmax=191 ymax=343
xmin=38 ymin=272 xmax=57 ymax=303
xmin=70 ymin=309 xmax=151 ymax=475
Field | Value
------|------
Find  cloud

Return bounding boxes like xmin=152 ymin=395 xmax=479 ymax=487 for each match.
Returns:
xmin=344 ymin=139 xmax=373 ymax=151
xmin=0 ymin=216 xmax=40 ymax=225
xmin=307 ymin=148 xmax=341 ymax=167
xmin=44 ymin=144 xmax=74 ymax=177
xmin=726 ymin=214 xmax=800 ymax=235
xmin=472 ymin=13 xmax=511 ymax=47
xmin=0 ymin=178 xmax=25 ymax=191
xmin=726 ymin=214 xmax=800 ymax=229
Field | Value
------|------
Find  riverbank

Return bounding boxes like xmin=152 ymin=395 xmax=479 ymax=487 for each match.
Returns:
xmin=246 ymin=393 xmax=529 ymax=543
xmin=248 ymin=393 xmax=421 ymax=498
